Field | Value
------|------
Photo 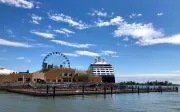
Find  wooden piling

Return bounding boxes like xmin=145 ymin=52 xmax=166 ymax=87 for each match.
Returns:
xmin=132 ymin=86 xmax=134 ymax=93
xmin=104 ymin=86 xmax=106 ymax=94
xmin=46 ymin=85 xmax=49 ymax=95
xmin=82 ymin=85 xmax=84 ymax=95
xmin=147 ymin=86 xmax=150 ymax=93
xmin=53 ymin=86 xmax=55 ymax=98
xmin=158 ymin=86 xmax=161 ymax=93
xmin=111 ymin=86 xmax=113 ymax=94
xmin=176 ymin=87 xmax=178 ymax=93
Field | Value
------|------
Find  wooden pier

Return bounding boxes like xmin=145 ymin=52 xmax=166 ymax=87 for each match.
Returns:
xmin=6 ymin=88 xmax=177 ymax=97
xmin=0 ymin=82 xmax=178 ymax=97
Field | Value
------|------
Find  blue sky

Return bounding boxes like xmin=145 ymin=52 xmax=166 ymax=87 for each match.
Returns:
xmin=0 ymin=0 xmax=180 ymax=83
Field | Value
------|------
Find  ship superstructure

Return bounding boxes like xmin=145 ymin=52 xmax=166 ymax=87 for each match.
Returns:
xmin=88 ymin=57 xmax=115 ymax=83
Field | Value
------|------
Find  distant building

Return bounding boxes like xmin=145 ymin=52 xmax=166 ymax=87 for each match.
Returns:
xmin=0 ymin=68 xmax=101 ymax=83
xmin=88 ymin=57 xmax=115 ymax=83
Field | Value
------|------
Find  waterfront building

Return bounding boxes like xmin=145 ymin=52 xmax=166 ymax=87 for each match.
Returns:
xmin=0 ymin=53 xmax=112 ymax=83
xmin=88 ymin=57 xmax=115 ymax=83
xmin=0 ymin=72 xmax=32 ymax=82
xmin=0 ymin=68 xmax=101 ymax=83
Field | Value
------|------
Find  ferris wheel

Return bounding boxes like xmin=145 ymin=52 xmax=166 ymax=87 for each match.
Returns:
xmin=42 ymin=52 xmax=70 ymax=69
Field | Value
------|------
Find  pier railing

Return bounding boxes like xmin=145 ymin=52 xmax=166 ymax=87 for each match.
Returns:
xmin=0 ymin=82 xmax=178 ymax=96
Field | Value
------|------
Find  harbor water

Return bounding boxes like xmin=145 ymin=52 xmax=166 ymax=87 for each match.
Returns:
xmin=0 ymin=90 xmax=180 ymax=112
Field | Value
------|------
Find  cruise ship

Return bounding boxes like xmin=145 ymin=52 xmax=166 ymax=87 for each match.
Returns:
xmin=88 ymin=57 xmax=115 ymax=83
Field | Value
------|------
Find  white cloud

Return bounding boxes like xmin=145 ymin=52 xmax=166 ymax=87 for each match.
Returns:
xmin=41 ymin=54 xmax=47 ymax=56
xmin=51 ymin=40 xmax=95 ymax=48
xmin=95 ymin=16 xmax=124 ymax=27
xmin=25 ymin=60 xmax=31 ymax=62
xmin=129 ymin=13 xmax=136 ymax=18
xmin=124 ymin=45 xmax=128 ymax=47
xmin=88 ymin=9 xmax=107 ymax=17
xmin=16 ymin=57 xmax=25 ymax=60
xmin=113 ymin=22 xmax=171 ymax=46
xmin=6 ymin=29 xmax=15 ymax=37
xmin=0 ymin=67 xmax=15 ymax=75
xmin=35 ymin=2 xmax=40 ymax=9
xmin=48 ymin=13 xmax=89 ymax=30
xmin=7 ymin=29 xmax=13 ymax=34
xmin=112 ymin=55 xmax=119 ymax=58
xmin=76 ymin=66 xmax=83 ymax=68
xmin=172 ymin=70 xmax=180 ymax=73
xmin=130 ymin=13 xmax=142 ymax=18
xmin=114 ymin=23 xmax=164 ymax=39
xmin=30 ymin=14 xmax=42 ymax=24
xmin=96 ymin=16 xmax=180 ymax=46
xmin=157 ymin=13 xmax=163 ymax=16
xmin=0 ymin=38 xmax=32 ymax=47
xmin=16 ymin=57 xmax=31 ymax=62
xmin=123 ymin=37 xmax=129 ymax=41
xmin=113 ymin=22 xmax=180 ymax=45
xmin=101 ymin=50 xmax=117 ymax=56
xmin=75 ymin=51 xmax=100 ymax=57
xmin=30 ymin=31 xmax=55 ymax=38
xmin=54 ymin=28 xmax=74 ymax=36
xmin=0 ymin=0 xmax=34 ymax=9
xmin=35 ymin=43 xmax=53 ymax=48
xmin=54 ymin=30 xmax=65 ymax=34
xmin=61 ymin=28 xmax=74 ymax=34
xmin=137 ymin=14 xmax=142 ymax=17
xmin=63 ymin=53 xmax=79 ymax=57
xmin=137 ymin=34 xmax=180 ymax=45
xmin=0 ymin=58 xmax=6 ymax=60
xmin=48 ymin=25 xmax=52 ymax=29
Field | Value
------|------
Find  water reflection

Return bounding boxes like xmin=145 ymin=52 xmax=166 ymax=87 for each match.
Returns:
xmin=0 ymin=91 xmax=179 ymax=112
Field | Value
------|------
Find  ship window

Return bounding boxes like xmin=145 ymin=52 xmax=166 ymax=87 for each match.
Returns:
xmin=97 ymin=71 xmax=100 ymax=72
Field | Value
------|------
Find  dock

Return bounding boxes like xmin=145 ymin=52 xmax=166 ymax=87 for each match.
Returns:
xmin=0 ymin=82 xmax=178 ymax=97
